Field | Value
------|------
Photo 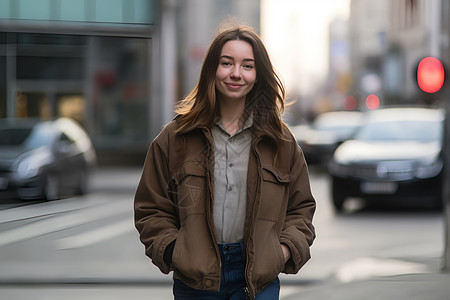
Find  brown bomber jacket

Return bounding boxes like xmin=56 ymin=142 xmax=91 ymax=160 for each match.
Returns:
xmin=134 ymin=119 xmax=316 ymax=299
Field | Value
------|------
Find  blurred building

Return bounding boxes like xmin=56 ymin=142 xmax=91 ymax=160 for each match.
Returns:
xmin=348 ymin=0 xmax=390 ymax=107
xmin=327 ymin=17 xmax=352 ymax=111
xmin=0 ymin=0 xmax=260 ymax=165
xmin=386 ymin=0 xmax=443 ymax=104
xmin=0 ymin=0 xmax=157 ymax=164
xmin=345 ymin=0 xmax=443 ymax=108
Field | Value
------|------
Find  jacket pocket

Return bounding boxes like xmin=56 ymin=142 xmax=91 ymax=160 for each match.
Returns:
xmin=259 ymin=166 xmax=292 ymax=222
xmin=252 ymin=220 xmax=285 ymax=284
xmin=171 ymin=161 xmax=207 ymax=215
xmin=171 ymin=215 xmax=218 ymax=287
xmin=262 ymin=166 xmax=292 ymax=184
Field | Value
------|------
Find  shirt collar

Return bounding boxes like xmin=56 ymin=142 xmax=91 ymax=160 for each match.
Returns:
xmin=215 ymin=112 xmax=253 ymax=135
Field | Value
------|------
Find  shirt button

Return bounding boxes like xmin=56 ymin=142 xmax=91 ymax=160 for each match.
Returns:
xmin=228 ymin=186 xmax=233 ymax=191
xmin=205 ymin=279 xmax=212 ymax=287
xmin=229 ymin=163 xmax=233 ymax=168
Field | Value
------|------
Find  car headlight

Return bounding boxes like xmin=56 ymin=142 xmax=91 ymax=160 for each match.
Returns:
xmin=17 ymin=151 xmax=53 ymax=178
xmin=415 ymin=159 xmax=443 ymax=179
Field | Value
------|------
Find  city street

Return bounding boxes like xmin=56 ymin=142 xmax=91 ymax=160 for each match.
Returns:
xmin=0 ymin=166 xmax=445 ymax=299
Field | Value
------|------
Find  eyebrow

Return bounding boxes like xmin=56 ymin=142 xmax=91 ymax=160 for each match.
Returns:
xmin=220 ymin=55 xmax=255 ymax=62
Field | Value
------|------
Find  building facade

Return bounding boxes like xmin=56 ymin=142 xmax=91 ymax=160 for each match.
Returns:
xmin=0 ymin=0 xmax=157 ymax=164
xmin=347 ymin=0 xmax=443 ymax=106
xmin=386 ymin=0 xmax=443 ymax=104
xmin=0 ymin=0 xmax=261 ymax=164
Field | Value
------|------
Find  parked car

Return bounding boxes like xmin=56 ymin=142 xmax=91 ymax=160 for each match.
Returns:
xmin=0 ymin=118 xmax=96 ymax=200
xmin=328 ymin=107 xmax=445 ymax=211
xmin=297 ymin=111 xmax=364 ymax=164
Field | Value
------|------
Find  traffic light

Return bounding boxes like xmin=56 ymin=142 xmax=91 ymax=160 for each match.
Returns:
xmin=416 ymin=57 xmax=445 ymax=93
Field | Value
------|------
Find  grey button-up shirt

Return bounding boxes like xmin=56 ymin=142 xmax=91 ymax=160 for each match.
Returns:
xmin=211 ymin=115 xmax=253 ymax=243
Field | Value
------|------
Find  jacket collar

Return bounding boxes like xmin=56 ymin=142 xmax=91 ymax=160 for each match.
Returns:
xmin=173 ymin=113 xmax=273 ymax=142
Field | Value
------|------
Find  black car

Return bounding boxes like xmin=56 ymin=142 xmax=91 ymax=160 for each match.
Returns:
xmin=297 ymin=111 xmax=364 ymax=165
xmin=0 ymin=118 xmax=96 ymax=200
xmin=328 ymin=107 xmax=444 ymax=211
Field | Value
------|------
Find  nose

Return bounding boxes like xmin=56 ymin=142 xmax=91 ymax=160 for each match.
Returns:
xmin=230 ymin=66 xmax=242 ymax=79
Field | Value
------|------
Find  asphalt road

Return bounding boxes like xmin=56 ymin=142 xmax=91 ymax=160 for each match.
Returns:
xmin=0 ymin=166 xmax=445 ymax=299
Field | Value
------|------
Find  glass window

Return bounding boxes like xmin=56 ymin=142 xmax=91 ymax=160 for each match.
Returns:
xmin=57 ymin=94 xmax=85 ymax=124
xmin=0 ymin=51 xmax=5 ymax=118
xmin=1 ymin=32 xmax=7 ymax=118
xmin=16 ymin=92 xmax=51 ymax=119
xmin=4 ymin=32 xmax=151 ymax=154
xmin=16 ymin=33 xmax=86 ymax=80
xmin=356 ymin=120 xmax=443 ymax=142
xmin=17 ymin=56 xmax=83 ymax=80
xmin=26 ymin=122 xmax=54 ymax=149
xmin=0 ymin=128 xmax=32 ymax=146
xmin=91 ymin=36 xmax=150 ymax=148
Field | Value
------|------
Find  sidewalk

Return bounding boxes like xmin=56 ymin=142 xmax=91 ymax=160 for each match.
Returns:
xmin=284 ymin=273 xmax=450 ymax=300
xmin=282 ymin=256 xmax=450 ymax=300
xmin=2 ymin=257 xmax=449 ymax=300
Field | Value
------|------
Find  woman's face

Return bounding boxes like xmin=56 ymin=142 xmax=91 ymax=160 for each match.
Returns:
xmin=215 ymin=40 xmax=257 ymax=104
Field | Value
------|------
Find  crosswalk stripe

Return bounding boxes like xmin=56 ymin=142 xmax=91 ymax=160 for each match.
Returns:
xmin=54 ymin=219 xmax=134 ymax=250
xmin=0 ymin=196 xmax=108 ymax=224
xmin=0 ymin=201 xmax=129 ymax=248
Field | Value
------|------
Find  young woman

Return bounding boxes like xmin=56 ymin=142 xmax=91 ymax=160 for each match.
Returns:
xmin=134 ymin=24 xmax=316 ymax=300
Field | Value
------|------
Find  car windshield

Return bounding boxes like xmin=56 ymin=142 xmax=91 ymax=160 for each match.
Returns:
xmin=0 ymin=123 xmax=54 ymax=149
xmin=312 ymin=113 xmax=363 ymax=138
xmin=314 ymin=124 xmax=360 ymax=136
xmin=0 ymin=128 xmax=33 ymax=146
xmin=355 ymin=120 xmax=442 ymax=142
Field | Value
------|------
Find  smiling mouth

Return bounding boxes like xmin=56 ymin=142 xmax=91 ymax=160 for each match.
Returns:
xmin=226 ymin=83 xmax=243 ymax=89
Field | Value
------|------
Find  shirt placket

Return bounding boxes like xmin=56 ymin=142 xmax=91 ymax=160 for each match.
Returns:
xmin=223 ymin=136 xmax=235 ymax=239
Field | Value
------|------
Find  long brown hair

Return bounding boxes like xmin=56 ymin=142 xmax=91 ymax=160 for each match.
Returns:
xmin=175 ymin=24 xmax=286 ymax=145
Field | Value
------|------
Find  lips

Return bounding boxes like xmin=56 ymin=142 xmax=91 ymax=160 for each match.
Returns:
xmin=225 ymin=83 xmax=244 ymax=89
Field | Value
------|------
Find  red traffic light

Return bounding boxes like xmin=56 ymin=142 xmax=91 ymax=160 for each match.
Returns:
xmin=417 ymin=57 xmax=445 ymax=93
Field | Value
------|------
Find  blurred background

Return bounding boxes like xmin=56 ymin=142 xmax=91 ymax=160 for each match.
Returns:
xmin=1 ymin=0 xmax=450 ymax=299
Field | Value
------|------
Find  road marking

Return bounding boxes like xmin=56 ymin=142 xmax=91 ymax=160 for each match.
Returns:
xmin=54 ymin=219 xmax=134 ymax=250
xmin=0 ymin=200 xmax=130 ymax=248
xmin=0 ymin=196 xmax=108 ymax=224
xmin=335 ymin=257 xmax=430 ymax=283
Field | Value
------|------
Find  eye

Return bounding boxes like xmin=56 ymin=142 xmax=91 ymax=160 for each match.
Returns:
xmin=243 ymin=64 xmax=254 ymax=69
xmin=220 ymin=61 xmax=232 ymax=66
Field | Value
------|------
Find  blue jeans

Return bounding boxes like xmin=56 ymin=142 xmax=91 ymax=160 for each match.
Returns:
xmin=173 ymin=242 xmax=280 ymax=299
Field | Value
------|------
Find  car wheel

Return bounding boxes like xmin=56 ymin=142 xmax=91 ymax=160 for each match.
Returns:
xmin=76 ymin=169 xmax=89 ymax=195
xmin=433 ymin=192 xmax=443 ymax=210
xmin=45 ymin=174 xmax=60 ymax=201
xmin=332 ymin=177 xmax=346 ymax=212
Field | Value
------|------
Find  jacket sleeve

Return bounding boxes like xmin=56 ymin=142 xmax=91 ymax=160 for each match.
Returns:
xmin=134 ymin=136 xmax=179 ymax=274
xmin=279 ymin=136 xmax=316 ymax=274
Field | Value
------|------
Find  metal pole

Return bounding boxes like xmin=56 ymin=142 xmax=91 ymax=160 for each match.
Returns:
xmin=443 ymin=112 xmax=450 ymax=271
xmin=441 ymin=0 xmax=450 ymax=272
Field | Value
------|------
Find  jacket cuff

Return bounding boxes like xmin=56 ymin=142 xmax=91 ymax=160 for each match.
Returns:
xmin=152 ymin=234 xmax=177 ymax=274
xmin=280 ymin=239 xmax=297 ymax=273
xmin=163 ymin=240 xmax=176 ymax=266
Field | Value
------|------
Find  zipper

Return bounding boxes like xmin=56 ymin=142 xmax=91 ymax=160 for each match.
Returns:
xmin=244 ymin=138 xmax=263 ymax=299
xmin=203 ymin=129 xmax=222 ymax=287
xmin=244 ymin=286 xmax=251 ymax=299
